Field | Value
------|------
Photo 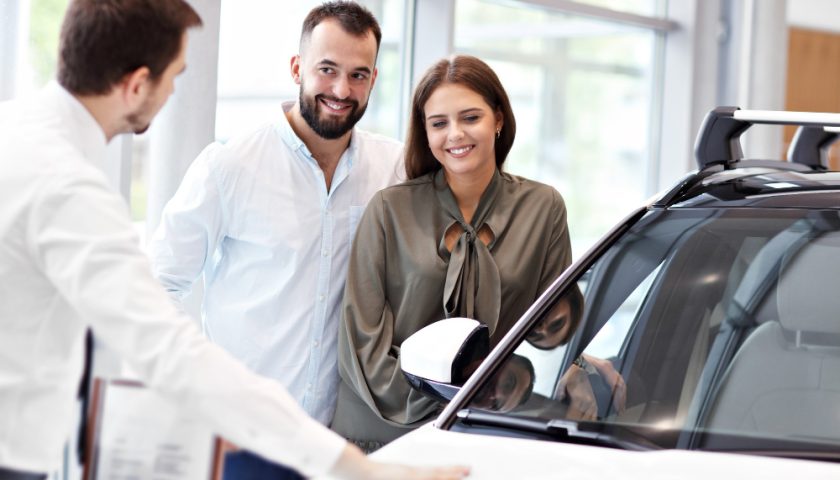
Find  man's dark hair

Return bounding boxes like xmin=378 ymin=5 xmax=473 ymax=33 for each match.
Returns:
xmin=58 ymin=0 xmax=202 ymax=95
xmin=300 ymin=1 xmax=382 ymax=52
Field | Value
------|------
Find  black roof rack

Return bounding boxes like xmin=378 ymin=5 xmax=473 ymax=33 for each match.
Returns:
xmin=787 ymin=126 xmax=840 ymax=171
xmin=694 ymin=107 xmax=840 ymax=170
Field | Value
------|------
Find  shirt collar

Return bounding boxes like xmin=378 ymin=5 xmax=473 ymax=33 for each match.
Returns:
xmin=45 ymin=82 xmax=108 ymax=171
xmin=278 ymin=101 xmax=307 ymax=152
xmin=434 ymin=168 xmax=503 ymax=232
xmin=277 ymin=100 xmax=358 ymax=170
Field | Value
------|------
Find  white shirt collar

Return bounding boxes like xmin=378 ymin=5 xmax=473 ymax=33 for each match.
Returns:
xmin=44 ymin=81 xmax=109 ymax=171
xmin=277 ymin=100 xmax=358 ymax=170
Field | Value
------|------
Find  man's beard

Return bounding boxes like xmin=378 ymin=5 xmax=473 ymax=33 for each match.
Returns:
xmin=132 ymin=121 xmax=151 ymax=135
xmin=126 ymin=99 xmax=154 ymax=135
xmin=299 ymin=90 xmax=367 ymax=140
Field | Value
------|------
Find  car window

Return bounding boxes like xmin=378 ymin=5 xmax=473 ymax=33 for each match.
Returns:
xmin=464 ymin=208 xmax=840 ymax=456
xmin=584 ymin=263 xmax=660 ymax=360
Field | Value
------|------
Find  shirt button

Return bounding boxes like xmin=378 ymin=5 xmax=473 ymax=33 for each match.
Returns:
xmin=318 ymin=295 xmax=325 ymax=302
xmin=313 ymin=341 xmax=319 ymax=347
xmin=322 ymin=250 xmax=329 ymax=257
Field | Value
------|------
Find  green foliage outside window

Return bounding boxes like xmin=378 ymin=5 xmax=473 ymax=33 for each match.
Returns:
xmin=29 ymin=0 xmax=68 ymax=87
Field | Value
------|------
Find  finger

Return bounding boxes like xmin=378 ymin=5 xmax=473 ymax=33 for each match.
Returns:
xmin=565 ymin=405 xmax=585 ymax=421
xmin=403 ymin=465 xmax=471 ymax=480
xmin=572 ymin=398 xmax=596 ymax=419
xmin=583 ymin=403 xmax=598 ymax=421
xmin=613 ymin=379 xmax=627 ymax=412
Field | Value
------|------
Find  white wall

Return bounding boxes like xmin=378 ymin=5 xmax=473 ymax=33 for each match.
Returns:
xmin=788 ymin=0 xmax=840 ymax=32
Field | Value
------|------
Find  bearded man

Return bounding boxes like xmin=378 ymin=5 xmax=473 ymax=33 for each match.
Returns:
xmin=147 ymin=2 xmax=403 ymax=479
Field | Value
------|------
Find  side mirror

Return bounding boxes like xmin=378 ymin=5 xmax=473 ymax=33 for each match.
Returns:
xmin=400 ymin=318 xmax=490 ymax=403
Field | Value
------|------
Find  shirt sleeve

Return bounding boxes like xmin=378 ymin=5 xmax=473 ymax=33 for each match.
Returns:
xmin=538 ymin=188 xmax=573 ymax=294
xmin=29 ymin=168 xmax=346 ymax=477
xmin=147 ymin=144 xmax=227 ymax=304
xmin=338 ymin=193 xmax=438 ymax=425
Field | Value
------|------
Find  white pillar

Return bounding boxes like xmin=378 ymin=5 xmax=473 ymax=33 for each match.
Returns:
xmin=657 ymin=0 xmax=723 ymax=188
xmin=0 ymin=0 xmax=27 ymax=101
xmin=742 ymin=0 xmax=788 ymax=159
xmin=146 ymin=0 xmax=221 ymax=237
xmin=718 ymin=0 xmax=788 ymax=159
xmin=399 ymin=0 xmax=455 ymax=134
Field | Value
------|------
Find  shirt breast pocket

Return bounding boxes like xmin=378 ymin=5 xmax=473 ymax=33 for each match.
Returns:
xmin=348 ymin=205 xmax=366 ymax=241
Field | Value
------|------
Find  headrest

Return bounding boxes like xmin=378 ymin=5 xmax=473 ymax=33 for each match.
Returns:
xmin=777 ymin=232 xmax=840 ymax=335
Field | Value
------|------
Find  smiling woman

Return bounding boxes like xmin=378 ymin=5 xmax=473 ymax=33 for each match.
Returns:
xmin=423 ymin=83 xmax=502 ymax=193
xmin=333 ymin=54 xmax=573 ymax=451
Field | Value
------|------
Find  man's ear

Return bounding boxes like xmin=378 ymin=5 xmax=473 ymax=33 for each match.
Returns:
xmin=369 ymin=66 xmax=379 ymax=91
xmin=119 ymin=66 xmax=152 ymax=109
xmin=290 ymin=55 xmax=302 ymax=85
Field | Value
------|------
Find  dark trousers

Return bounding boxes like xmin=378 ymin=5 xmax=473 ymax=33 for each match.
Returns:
xmin=222 ymin=451 xmax=303 ymax=480
xmin=0 ymin=466 xmax=46 ymax=480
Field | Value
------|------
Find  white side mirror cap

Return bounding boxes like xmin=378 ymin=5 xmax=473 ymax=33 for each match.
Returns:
xmin=401 ymin=317 xmax=489 ymax=383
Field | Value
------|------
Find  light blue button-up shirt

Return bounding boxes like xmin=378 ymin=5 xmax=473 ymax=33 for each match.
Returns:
xmin=148 ymin=102 xmax=403 ymax=424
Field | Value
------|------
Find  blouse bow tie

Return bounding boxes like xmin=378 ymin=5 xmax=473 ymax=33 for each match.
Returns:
xmin=435 ymin=171 xmax=502 ymax=335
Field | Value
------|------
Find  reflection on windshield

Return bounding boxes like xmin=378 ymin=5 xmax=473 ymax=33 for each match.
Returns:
xmin=464 ymin=208 xmax=840 ymax=455
xmin=526 ymin=286 xmax=583 ymax=350
xmin=472 ymin=354 xmax=535 ymax=413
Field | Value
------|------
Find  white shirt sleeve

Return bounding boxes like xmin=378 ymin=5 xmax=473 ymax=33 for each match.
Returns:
xmin=147 ymin=143 xmax=227 ymax=304
xmin=29 ymin=166 xmax=346 ymax=477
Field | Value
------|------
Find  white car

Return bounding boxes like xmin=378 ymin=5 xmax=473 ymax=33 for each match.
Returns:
xmin=372 ymin=108 xmax=840 ymax=478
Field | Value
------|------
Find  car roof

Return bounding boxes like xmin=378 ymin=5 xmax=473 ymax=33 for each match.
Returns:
xmin=664 ymin=162 xmax=840 ymax=209
xmin=653 ymin=107 xmax=840 ymax=210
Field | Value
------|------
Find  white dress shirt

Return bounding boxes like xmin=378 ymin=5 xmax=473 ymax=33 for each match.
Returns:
xmin=0 ymin=84 xmax=346 ymax=475
xmin=147 ymin=102 xmax=403 ymax=425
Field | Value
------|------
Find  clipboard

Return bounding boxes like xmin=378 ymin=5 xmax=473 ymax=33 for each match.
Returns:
xmin=83 ymin=378 xmax=225 ymax=480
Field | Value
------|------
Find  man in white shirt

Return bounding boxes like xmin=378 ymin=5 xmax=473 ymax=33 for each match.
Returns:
xmin=147 ymin=3 xmax=403 ymax=478
xmin=0 ymin=1 xmax=467 ymax=480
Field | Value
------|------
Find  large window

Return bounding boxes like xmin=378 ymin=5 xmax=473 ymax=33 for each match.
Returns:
xmin=2 ymin=0 xmax=69 ymax=97
xmin=453 ymin=0 xmax=666 ymax=252
xmin=2 ymin=0 xmax=683 ymax=250
xmin=574 ymin=0 xmax=661 ymax=16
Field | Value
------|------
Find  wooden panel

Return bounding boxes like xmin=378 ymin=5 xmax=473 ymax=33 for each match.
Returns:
xmin=784 ymin=27 xmax=840 ymax=169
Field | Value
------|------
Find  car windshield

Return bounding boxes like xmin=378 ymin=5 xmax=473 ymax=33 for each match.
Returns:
xmin=461 ymin=207 xmax=840 ymax=456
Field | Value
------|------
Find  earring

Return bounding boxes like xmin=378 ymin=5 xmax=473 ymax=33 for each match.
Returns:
xmin=496 ymin=128 xmax=501 ymax=139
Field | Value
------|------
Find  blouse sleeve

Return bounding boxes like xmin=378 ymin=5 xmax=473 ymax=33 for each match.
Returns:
xmin=338 ymin=192 xmax=438 ymax=425
xmin=538 ymin=188 xmax=573 ymax=294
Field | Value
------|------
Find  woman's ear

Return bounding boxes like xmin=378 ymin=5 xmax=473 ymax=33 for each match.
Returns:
xmin=495 ymin=109 xmax=504 ymax=133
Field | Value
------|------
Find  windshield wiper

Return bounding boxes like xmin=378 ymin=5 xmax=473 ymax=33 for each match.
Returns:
xmin=455 ymin=409 xmax=656 ymax=451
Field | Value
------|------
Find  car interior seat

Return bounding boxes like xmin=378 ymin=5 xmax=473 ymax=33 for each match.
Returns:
xmin=704 ymin=231 xmax=840 ymax=441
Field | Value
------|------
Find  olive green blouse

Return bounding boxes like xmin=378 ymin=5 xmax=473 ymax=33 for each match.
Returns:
xmin=335 ymin=169 xmax=572 ymax=441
